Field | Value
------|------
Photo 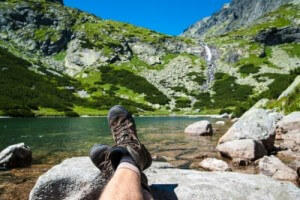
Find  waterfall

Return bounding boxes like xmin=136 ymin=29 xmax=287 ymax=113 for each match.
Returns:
xmin=204 ymin=45 xmax=212 ymax=62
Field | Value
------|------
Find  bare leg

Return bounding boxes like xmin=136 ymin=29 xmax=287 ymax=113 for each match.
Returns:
xmin=100 ymin=168 xmax=143 ymax=200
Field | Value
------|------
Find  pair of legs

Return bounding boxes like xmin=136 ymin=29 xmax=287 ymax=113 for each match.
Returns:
xmin=89 ymin=105 xmax=153 ymax=200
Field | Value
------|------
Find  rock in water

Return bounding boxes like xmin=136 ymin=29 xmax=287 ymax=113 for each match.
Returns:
xmin=0 ymin=143 xmax=32 ymax=169
xmin=199 ymin=158 xmax=231 ymax=172
xmin=216 ymin=121 xmax=225 ymax=126
xmin=184 ymin=120 xmax=213 ymax=136
xmin=218 ymin=109 xmax=276 ymax=151
xmin=216 ymin=139 xmax=267 ymax=160
xmin=259 ymin=156 xmax=298 ymax=182
xmin=30 ymin=157 xmax=300 ymax=200
xmin=29 ymin=157 xmax=106 ymax=200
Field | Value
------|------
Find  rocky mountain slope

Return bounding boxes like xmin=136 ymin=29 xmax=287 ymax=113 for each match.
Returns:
xmin=182 ymin=0 xmax=295 ymax=38
xmin=0 ymin=0 xmax=299 ymax=117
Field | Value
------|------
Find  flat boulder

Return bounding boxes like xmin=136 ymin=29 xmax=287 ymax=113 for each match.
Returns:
xmin=218 ymin=109 xmax=276 ymax=151
xmin=30 ymin=157 xmax=300 ymax=200
xmin=216 ymin=139 xmax=267 ymax=160
xmin=0 ymin=143 xmax=32 ymax=169
xmin=259 ymin=156 xmax=298 ymax=182
xmin=184 ymin=120 xmax=213 ymax=136
xmin=199 ymin=158 xmax=231 ymax=172
xmin=29 ymin=157 xmax=106 ymax=200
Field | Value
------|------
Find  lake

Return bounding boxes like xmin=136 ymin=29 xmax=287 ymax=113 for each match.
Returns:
xmin=0 ymin=116 xmax=231 ymax=199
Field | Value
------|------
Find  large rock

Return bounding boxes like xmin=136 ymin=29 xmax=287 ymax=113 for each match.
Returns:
xmin=276 ymin=112 xmax=300 ymax=151
xmin=199 ymin=158 xmax=231 ymax=172
xmin=288 ymin=160 xmax=300 ymax=177
xmin=30 ymin=157 xmax=300 ymax=200
xmin=218 ymin=109 xmax=276 ymax=151
xmin=184 ymin=120 xmax=213 ymax=136
xmin=216 ymin=139 xmax=267 ymax=160
xmin=0 ymin=143 xmax=32 ymax=169
xmin=29 ymin=157 xmax=106 ymax=200
xmin=259 ymin=156 xmax=298 ymax=182
xmin=277 ymin=112 xmax=300 ymax=132
xmin=255 ymin=27 xmax=300 ymax=46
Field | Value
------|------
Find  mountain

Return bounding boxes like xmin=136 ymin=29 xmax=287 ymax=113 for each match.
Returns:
xmin=0 ymin=0 xmax=299 ymax=117
xmin=182 ymin=0 xmax=294 ymax=38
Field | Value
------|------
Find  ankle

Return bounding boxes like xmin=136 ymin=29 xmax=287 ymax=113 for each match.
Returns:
xmin=117 ymin=162 xmax=141 ymax=176
xmin=117 ymin=154 xmax=140 ymax=175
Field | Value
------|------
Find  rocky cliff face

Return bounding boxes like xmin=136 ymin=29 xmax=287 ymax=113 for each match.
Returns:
xmin=182 ymin=0 xmax=293 ymax=38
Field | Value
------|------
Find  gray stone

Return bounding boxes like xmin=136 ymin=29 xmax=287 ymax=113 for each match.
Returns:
xmin=184 ymin=120 xmax=213 ymax=136
xmin=277 ymin=112 xmax=300 ymax=132
xmin=219 ymin=109 xmax=276 ymax=151
xmin=255 ymin=27 xmax=300 ymax=46
xmin=30 ymin=157 xmax=300 ymax=200
xmin=259 ymin=156 xmax=298 ymax=182
xmin=199 ymin=158 xmax=231 ymax=171
xmin=216 ymin=139 xmax=267 ymax=160
xmin=276 ymin=112 xmax=300 ymax=151
xmin=268 ymin=112 xmax=283 ymax=123
xmin=288 ymin=159 xmax=300 ymax=177
xmin=0 ymin=143 xmax=32 ymax=169
xmin=29 ymin=157 xmax=106 ymax=200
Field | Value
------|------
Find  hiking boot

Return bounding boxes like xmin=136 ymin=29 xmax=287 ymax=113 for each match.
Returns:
xmin=108 ymin=105 xmax=152 ymax=171
xmin=89 ymin=144 xmax=114 ymax=180
xmin=141 ymin=172 xmax=152 ymax=193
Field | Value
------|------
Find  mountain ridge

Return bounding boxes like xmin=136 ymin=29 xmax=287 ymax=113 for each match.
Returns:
xmin=182 ymin=0 xmax=295 ymax=38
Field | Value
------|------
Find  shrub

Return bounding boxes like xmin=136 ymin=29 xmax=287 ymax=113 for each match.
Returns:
xmin=0 ymin=47 xmax=79 ymax=117
xmin=239 ymin=64 xmax=260 ymax=75
xmin=98 ymin=65 xmax=170 ymax=105
xmin=175 ymin=98 xmax=191 ymax=108
xmin=255 ymin=72 xmax=297 ymax=99
xmin=212 ymin=74 xmax=254 ymax=107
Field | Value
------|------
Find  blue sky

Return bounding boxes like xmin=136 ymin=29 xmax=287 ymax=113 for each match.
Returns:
xmin=64 ymin=0 xmax=231 ymax=36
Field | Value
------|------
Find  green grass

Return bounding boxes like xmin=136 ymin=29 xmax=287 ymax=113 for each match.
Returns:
xmin=35 ymin=27 xmax=61 ymax=42
xmin=53 ymin=51 xmax=67 ymax=61
xmin=73 ymin=106 xmax=107 ymax=116
xmin=266 ymin=85 xmax=300 ymax=114
xmin=280 ymin=43 xmax=300 ymax=58
xmin=34 ymin=107 xmax=65 ymax=116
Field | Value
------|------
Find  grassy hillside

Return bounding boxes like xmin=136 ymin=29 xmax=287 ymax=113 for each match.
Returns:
xmin=0 ymin=0 xmax=299 ymax=117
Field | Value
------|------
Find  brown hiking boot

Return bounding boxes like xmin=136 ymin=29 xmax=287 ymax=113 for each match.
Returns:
xmin=108 ymin=105 xmax=152 ymax=171
xmin=89 ymin=144 xmax=114 ymax=180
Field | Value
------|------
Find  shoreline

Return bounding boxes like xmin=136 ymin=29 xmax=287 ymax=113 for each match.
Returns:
xmin=0 ymin=114 xmax=227 ymax=119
